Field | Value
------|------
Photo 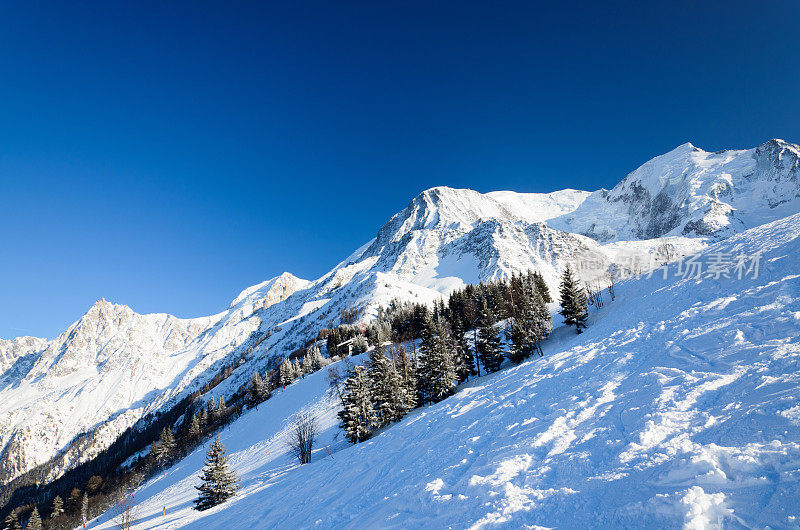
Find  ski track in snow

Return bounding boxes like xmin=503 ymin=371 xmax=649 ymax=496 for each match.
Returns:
xmin=88 ymin=213 xmax=800 ymax=529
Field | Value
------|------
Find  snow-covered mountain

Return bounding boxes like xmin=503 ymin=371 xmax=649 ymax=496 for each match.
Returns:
xmin=553 ymin=139 xmax=800 ymax=241
xmin=89 ymin=211 xmax=800 ymax=529
xmin=1 ymin=139 xmax=798 ymax=492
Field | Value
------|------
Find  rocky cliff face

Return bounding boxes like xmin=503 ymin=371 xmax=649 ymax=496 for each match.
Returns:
xmin=2 ymin=139 xmax=799 ymax=485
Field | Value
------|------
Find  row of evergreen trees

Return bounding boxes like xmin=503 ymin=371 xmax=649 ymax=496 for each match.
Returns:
xmin=3 ymin=267 xmax=592 ymax=527
xmin=2 ymin=490 xmax=88 ymax=530
xmin=337 ymin=267 xmax=591 ymax=444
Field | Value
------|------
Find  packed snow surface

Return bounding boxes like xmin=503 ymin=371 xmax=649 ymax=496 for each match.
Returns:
xmin=89 ymin=213 xmax=800 ymax=529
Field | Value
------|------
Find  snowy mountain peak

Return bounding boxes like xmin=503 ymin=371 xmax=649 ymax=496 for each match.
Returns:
xmin=554 ymin=139 xmax=800 ymax=241
xmin=228 ymin=272 xmax=309 ymax=310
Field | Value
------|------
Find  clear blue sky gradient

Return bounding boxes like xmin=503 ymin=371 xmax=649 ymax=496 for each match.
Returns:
xmin=1 ymin=1 xmax=798 ymax=339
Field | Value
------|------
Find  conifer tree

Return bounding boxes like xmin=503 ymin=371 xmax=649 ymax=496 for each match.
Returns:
xmin=81 ymin=493 xmax=89 ymax=526
xmin=188 ymin=414 xmax=202 ymax=438
xmin=3 ymin=510 xmax=19 ymax=530
xmin=367 ymin=349 xmax=406 ymax=426
xmin=338 ymin=365 xmax=377 ymax=443
xmin=307 ymin=345 xmax=325 ymax=371
xmin=476 ymin=300 xmax=504 ymax=373
xmin=533 ymin=271 xmax=552 ymax=303
xmin=301 ymin=350 xmax=313 ymax=375
xmin=26 ymin=508 xmax=41 ymax=530
xmin=153 ymin=427 xmax=176 ymax=463
xmin=559 ymin=265 xmax=589 ymax=333
xmin=50 ymin=495 xmax=64 ymax=519
xmin=451 ymin=317 xmax=477 ymax=383
xmin=194 ymin=436 xmax=239 ymax=511
xmin=392 ymin=345 xmax=417 ymax=412
xmin=278 ymin=357 xmax=293 ymax=387
xmin=291 ymin=358 xmax=303 ymax=378
xmin=67 ymin=488 xmax=81 ymax=511
xmin=248 ymin=371 xmax=269 ymax=406
xmin=215 ymin=397 xmax=227 ymax=421
xmin=417 ymin=315 xmax=456 ymax=404
xmin=352 ymin=335 xmax=368 ymax=355
xmin=206 ymin=398 xmax=217 ymax=422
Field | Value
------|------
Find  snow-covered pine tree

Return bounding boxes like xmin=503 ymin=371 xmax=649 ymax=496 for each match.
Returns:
xmin=149 ymin=440 xmax=161 ymax=462
xmin=3 ymin=510 xmax=19 ymax=530
xmin=188 ymin=414 xmax=202 ymax=438
xmin=451 ymin=316 xmax=477 ymax=383
xmin=391 ymin=345 xmax=417 ymax=412
xmin=26 ymin=507 xmax=41 ymax=530
xmin=352 ymin=334 xmax=368 ymax=355
xmin=248 ymin=371 xmax=269 ymax=406
xmin=338 ymin=365 xmax=377 ymax=443
xmin=417 ymin=315 xmax=456 ymax=405
xmin=157 ymin=427 xmax=176 ymax=462
xmin=532 ymin=270 xmax=552 ymax=303
xmin=367 ymin=349 xmax=406 ymax=426
xmin=308 ymin=345 xmax=325 ymax=371
xmin=559 ymin=265 xmax=589 ymax=333
xmin=506 ymin=276 xmax=536 ymax=364
xmin=206 ymin=397 xmax=217 ymax=423
xmin=50 ymin=495 xmax=64 ymax=519
xmin=194 ymin=436 xmax=239 ymax=511
xmin=278 ymin=357 xmax=293 ymax=387
xmin=302 ymin=350 xmax=315 ymax=375
xmin=529 ymin=288 xmax=552 ymax=355
xmin=476 ymin=299 xmax=504 ymax=373
xmin=81 ymin=493 xmax=89 ymax=525
xmin=291 ymin=358 xmax=303 ymax=379
xmin=215 ymin=397 xmax=227 ymax=421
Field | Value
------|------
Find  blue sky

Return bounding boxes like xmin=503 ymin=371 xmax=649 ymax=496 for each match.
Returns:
xmin=1 ymin=1 xmax=798 ymax=339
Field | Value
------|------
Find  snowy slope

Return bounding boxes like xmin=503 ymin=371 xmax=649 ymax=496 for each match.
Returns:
xmin=1 ymin=139 xmax=798 ymax=488
xmin=90 ymin=212 xmax=800 ymax=529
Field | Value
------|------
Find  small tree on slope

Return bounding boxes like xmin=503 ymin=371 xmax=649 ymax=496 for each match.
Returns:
xmin=81 ymin=493 xmax=89 ymax=526
xmin=338 ymin=365 xmax=377 ymax=443
xmin=194 ymin=436 xmax=239 ymax=511
xmin=532 ymin=270 xmax=552 ymax=303
xmin=26 ymin=508 xmax=41 ymax=530
xmin=417 ymin=315 xmax=456 ymax=405
xmin=248 ymin=370 xmax=269 ymax=406
xmin=559 ymin=265 xmax=589 ymax=333
xmin=50 ymin=495 xmax=64 ymax=520
xmin=476 ymin=300 xmax=504 ymax=373
xmin=3 ymin=510 xmax=20 ymax=530
xmin=367 ymin=349 xmax=406 ymax=426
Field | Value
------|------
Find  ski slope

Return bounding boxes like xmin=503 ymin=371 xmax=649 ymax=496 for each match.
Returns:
xmin=90 ymin=212 xmax=800 ymax=529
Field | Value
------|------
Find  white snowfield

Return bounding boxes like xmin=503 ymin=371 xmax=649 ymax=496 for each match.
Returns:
xmin=89 ymin=212 xmax=800 ymax=529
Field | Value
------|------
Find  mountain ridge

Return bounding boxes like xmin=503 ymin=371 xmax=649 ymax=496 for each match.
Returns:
xmin=2 ymin=138 xmax=798 ymax=487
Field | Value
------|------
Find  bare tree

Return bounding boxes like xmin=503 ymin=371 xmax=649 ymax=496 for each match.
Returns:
xmin=115 ymin=474 xmax=142 ymax=530
xmin=326 ymin=366 xmax=345 ymax=405
xmin=286 ymin=412 xmax=317 ymax=465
